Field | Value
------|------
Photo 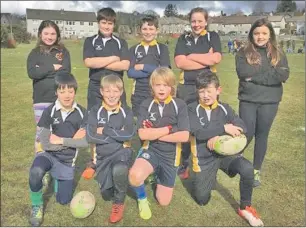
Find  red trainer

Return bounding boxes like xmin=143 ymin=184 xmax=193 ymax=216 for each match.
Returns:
xmin=238 ymin=206 xmax=264 ymax=227
xmin=81 ymin=167 xmax=95 ymax=180
xmin=179 ymin=167 xmax=190 ymax=180
xmin=109 ymin=204 xmax=125 ymax=223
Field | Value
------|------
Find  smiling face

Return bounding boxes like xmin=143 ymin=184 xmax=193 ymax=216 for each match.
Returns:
xmin=253 ymin=25 xmax=270 ymax=47
xmin=198 ymin=84 xmax=221 ymax=106
xmin=100 ymin=85 xmax=122 ymax=109
xmin=190 ymin=12 xmax=207 ymax=36
xmin=141 ymin=22 xmax=158 ymax=43
xmin=98 ymin=19 xmax=115 ymax=37
xmin=56 ymin=85 xmax=76 ymax=110
xmin=40 ymin=26 xmax=57 ymax=46
xmin=152 ymin=79 xmax=172 ymax=102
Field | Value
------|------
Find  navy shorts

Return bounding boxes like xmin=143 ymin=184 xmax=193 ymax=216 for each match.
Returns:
xmin=36 ymin=152 xmax=74 ymax=180
xmin=138 ymin=149 xmax=178 ymax=188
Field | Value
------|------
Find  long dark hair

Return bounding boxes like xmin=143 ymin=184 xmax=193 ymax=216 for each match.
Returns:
xmin=36 ymin=20 xmax=63 ymax=52
xmin=244 ymin=18 xmax=281 ymax=66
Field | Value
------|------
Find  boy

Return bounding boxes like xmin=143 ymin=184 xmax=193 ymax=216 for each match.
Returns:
xmin=188 ymin=71 xmax=264 ymax=227
xmin=127 ymin=15 xmax=171 ymax=117
xmin=86 ymin=75 xmax=134 ymax=223
xmin=129 ymin=67 xmax=190 ymax=220
xmin=28 ymin=73 xmax=88 ymax=227
xmin=83 ymin=7 xmax=130 ymax=110
xmin=82 ymin=7 xmax=130 ymax=178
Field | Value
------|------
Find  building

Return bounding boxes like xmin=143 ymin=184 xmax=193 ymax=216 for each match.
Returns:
xmin=159 ymin=17 xmax=190 ymax=34
xmin=1 ymin=13 xmax=25 ymax=26
xmin=267 ymin=15 xmax=286 ymax=35
xmin=286 ymin=16 xmax=305 ymax=35
xmin=209 ymin=16 xmax=266 ymax=35
xmin=26 ymin=8 xmax=98 ymax=38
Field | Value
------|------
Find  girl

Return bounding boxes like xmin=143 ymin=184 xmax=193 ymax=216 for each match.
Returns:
xmin=174 ymin=7 xmax=222 ymax=179
xmin=235 ymin=18 xmax=289 ymax=187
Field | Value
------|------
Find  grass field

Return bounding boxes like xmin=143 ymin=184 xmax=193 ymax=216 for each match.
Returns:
xmin=1 ymin=39 xmax=305 ymax=227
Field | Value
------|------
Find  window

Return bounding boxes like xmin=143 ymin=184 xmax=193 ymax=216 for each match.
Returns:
xmin=33 ymin=28 xmax=38 ymax=33
xmin=89 ymin=22 xmax=93 ymax=26
xmin=80 ymin=21 xmax=84 ymax=25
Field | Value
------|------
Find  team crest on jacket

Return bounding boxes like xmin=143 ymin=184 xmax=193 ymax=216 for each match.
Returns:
xmin=149 ymin=112 xmax=156 ymax=121
xmin=136 ymin=51 xmax=143 ymax=59
xmin=95 ymin=44 xmax=103 ymax=50
xmin=55 ymin=52 xmax=63 ymax=61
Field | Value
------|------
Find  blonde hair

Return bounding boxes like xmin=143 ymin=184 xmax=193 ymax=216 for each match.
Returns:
xmin=150 ymin=67 xmax=176 ymax=96
xmin=100 ymin=74 xmax=123 ymax=91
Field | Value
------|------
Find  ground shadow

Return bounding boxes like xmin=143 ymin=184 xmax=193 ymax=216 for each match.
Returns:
xmin=215 ymin=182 xmax=239 ymax=211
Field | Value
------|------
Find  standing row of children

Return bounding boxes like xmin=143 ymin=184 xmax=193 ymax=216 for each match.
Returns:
xmin=26 ymin=6 xmax=289 ymax=227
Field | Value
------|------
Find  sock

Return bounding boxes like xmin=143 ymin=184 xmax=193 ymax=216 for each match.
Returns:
xmin=133 ymin=184 xmax=146 ymax=200
xmin=30 ymin=190 xmax=43 ymax=206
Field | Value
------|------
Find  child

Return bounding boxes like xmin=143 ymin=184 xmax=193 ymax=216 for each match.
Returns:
xmin=235 ymin=18 xmax=289 ymax=187
xmin=188 ymin=71 xmax=264 ymax=227
xmin=27 ymin=20 xmax=71 ymax=190
xmin=82 ymin=7 xmax=130 ymax=178
xmin=127 ymin=15 xmax=171 ymax=117
xmin=174 ymin=7 xmax=222 ymax=179
xmin=83 ymin=7 xmax=130 ymax=110
xmin=86 ymin=75 xmax=134 ymax=223
xmin=28 ymin=73 xmax=88 ymax=227
xmin=129 ymin=67 xmax=190 ymax=220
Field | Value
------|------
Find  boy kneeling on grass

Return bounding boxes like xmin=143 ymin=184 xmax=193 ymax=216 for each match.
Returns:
xmin=129 ymin=67 xmax=190 ymax=220
xmin=188 ymin=70 xmax=263 ymax=227
xmin=28 ymin=72 xmax=88 ymax=226
xmin=86 ymin=75 xmax=135 ymax=223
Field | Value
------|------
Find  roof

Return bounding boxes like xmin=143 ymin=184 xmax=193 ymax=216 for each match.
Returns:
xmin=286 ymin=16 xmax=305 ymax=22
xmin=26 ymin=8 xmax=96 ymax=22
xmin=159 ymin=16 xmax=189 ymax=25
xmin=267 ymin=16 xmax=284 ymax=22
xmin=210 ymin=15 xmax=266 ymax=25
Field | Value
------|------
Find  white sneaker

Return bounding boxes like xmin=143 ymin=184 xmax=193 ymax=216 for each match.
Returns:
xmin=238 ymin=206 xmax=264 ymax=227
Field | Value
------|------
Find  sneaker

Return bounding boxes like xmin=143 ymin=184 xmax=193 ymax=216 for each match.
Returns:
xmin=253 ymin=170 xmax=261 ymax=188
xmin=29 ymin=205 xmax=44 ymax=227
xmin=138 ymin=198 xmax=152 ymax=220
xmin=238 ymin=206 xmax=264 ymax=227
xmin=42 ymin=172 xmax=52 ymax=194
xmin=178 ymin=166 xmax=189 ymax=180
xmin=109 ymin=203 xmax=124 ymax=223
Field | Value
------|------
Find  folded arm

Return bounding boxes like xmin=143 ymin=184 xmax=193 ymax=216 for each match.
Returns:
xmin=38 ymin=127 xmax=65 ymax=151
xmin=175 ymin=55 xmax=207 ymax=70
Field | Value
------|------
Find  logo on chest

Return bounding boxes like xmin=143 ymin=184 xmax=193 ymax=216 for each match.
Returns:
xmin=199 ymin=117 xmax=206 ymax=126
xmin=98 ymin=117 xmax=106 ymax=124
xmin=55 ymin=52 xmax=63 ymax=61
xmin=95 ymin=44 xmax=103 ymax=51
xmin=186 ymin=40 xmax=192 ymax=46
xmin=53 ymin=117 xmax=60 ymax=125
xmin=149 ymin=112 xmax=156 ymax=121
xmin=136 ymin=51 xmax=143 ymax=59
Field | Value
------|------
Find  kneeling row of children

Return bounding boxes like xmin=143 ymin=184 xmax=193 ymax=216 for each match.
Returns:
xmin=28 ymin=68 xmax=263 ymax=227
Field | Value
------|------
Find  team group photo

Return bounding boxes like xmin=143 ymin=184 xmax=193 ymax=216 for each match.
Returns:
xmin=1 ymin=0 xmax=305 ymax=227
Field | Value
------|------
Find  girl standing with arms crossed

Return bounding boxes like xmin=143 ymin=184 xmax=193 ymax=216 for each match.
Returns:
xmin=236 ymin=18 xmax=289 ymax=187
xmin=27 ymin=20 xmax=71 ymax=188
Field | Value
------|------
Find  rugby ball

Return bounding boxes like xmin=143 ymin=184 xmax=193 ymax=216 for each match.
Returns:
xmin=214 ymin=134 xmax=247 ymax=156
xmin=70 ymin=191 xmax=95 ymax=219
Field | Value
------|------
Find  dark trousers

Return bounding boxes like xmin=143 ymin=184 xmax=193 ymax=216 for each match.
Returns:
xmin=239 ymin=101 xmax=279 ymax=170
xmin=176 ymin=84 xmax=198 ymax=167
xmin=131 ymin=92 xmax=152 ymax=117
xmin=29 ymin=156 xmax=74 ymax=205
xmin=193 ymin=155 xmax=254 ymax=209
xmin=98 ymin=161 xmax=129 ymax=204
xmin=87 ymin=79 xmax=127 ymax=111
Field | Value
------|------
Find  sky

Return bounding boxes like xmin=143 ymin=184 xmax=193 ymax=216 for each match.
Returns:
xmin=1 ymin=1 xmax=305 ymax=17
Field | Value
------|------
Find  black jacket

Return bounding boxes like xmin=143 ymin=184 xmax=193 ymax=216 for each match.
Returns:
xmin=27 ymin=46 xmax=71 ymax=103
xmin=235 ymin=46 xmax=289 ymax=104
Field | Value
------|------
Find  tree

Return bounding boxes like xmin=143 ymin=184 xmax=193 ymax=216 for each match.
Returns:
xmin=164 ymin=4 xmax=178 ymax=17
xmin=276 ymin=0 xmax=297 ymax=12
xmin=253 ymin=1 xmax=265 ymax=15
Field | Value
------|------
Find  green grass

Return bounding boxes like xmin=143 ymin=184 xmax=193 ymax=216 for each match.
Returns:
xmin=1 ymin=40 xmax=305 ymax=226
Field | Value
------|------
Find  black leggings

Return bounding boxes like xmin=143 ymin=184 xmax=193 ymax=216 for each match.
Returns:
xmin=98 ymin=161 xmax=129 ymax=204
xmin=193 ymin=156 xmax=254 ymax=209
xmin=239 ymin=101 xmax=279 ymax=170
xmin=29 ymin=156 xmax=74 ymax=205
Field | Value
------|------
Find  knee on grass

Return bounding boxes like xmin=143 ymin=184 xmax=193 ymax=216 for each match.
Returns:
xmin=56 ymin=192 xmax=73 ymax=205
xmin=29 ymin=166 xmax=46 ymax=191
xmin=195 ymin=193 xmax=211 ymax=206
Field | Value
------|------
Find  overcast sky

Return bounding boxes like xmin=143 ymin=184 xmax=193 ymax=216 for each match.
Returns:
xmin=1 ymin=1 xmax=305 ymax=17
